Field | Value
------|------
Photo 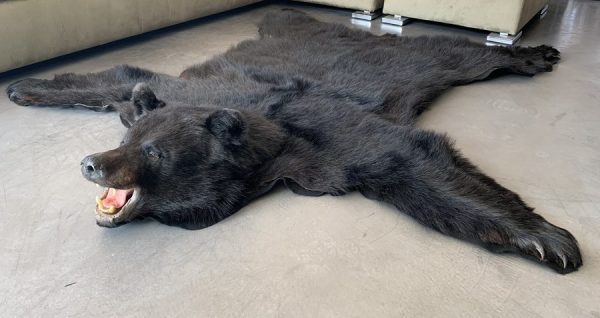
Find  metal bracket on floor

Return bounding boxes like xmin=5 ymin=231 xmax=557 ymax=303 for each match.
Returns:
xmin=539 ymin=4 xmax=549 ymax=19
xmin=381 ymin=14 xmax=411 ymax=26
xmin=351 ymin=10 xmax=381 ymax=21
xmin=486 ymin=31 xmax=522 ymax=46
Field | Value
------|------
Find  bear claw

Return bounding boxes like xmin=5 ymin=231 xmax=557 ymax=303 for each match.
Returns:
xmin=533 ymin=241 xmax=545 ymax=260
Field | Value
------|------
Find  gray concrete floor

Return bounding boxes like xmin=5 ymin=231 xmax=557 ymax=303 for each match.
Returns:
xmin=1 ymin=1 xmax=599 ymax=317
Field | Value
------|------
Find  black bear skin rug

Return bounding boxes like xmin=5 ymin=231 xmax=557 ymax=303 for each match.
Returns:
xmin=6 ymin=9 xmax=582 ymax=274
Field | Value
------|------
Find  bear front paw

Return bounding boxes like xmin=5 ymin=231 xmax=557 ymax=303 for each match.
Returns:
xmin=513 ymin=45 xmax=561 ymax=75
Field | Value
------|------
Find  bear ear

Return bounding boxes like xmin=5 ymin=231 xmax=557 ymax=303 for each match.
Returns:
xmin=205 ymin=108 xmax=245 ymax=147
xmin=132 ymin=82 xmax=165 ymax=113
xmin=118 ymin=83 xmax=165 ymax=128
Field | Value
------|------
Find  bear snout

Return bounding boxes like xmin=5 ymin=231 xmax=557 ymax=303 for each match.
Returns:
xmin=80 ymin=149 xmax=138 ymax=189
xmin=81 ymin=155 xmax=103 ymax=181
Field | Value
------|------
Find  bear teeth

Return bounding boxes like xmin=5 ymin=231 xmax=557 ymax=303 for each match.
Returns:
xmin=96 ymin=195 xmax=119 ymax=214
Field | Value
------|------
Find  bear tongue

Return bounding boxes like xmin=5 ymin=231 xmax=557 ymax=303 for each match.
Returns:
xmin=101 ymin=188 xmax=130 ymax=209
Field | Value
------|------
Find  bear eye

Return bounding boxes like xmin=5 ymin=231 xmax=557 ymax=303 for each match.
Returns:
xmin=148 ymin=150 xmax=160 ymax=159
xmin=143 ymin=145 xmax=162 ymax=160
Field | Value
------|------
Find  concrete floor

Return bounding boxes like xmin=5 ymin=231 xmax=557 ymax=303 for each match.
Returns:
xmin=1 ymin=1 xmax=599 ymax=317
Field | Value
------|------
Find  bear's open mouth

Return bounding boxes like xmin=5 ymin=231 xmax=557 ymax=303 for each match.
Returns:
xmin=95 ymin=187 xmax=135 ymax=215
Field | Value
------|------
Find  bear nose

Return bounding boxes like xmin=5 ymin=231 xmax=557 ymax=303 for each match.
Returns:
xmin=81 ymin=155 xmax=103 ymax=180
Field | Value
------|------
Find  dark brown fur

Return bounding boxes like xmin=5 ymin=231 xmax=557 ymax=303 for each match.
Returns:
xmin=6 ymin=9 xmax=581 ymax=273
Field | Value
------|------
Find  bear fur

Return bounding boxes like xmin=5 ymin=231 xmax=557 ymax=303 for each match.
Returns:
xmin=5 ymin=9 xmax=581 ymax=273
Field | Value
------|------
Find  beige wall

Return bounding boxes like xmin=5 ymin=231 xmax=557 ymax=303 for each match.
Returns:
xmin=383 ymin=0 xmax=547 ymax=35
xmin=294 ymin=0 xmax=383 ymax=12
xmin=0 ymin=0 xmax=260 ymax=73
